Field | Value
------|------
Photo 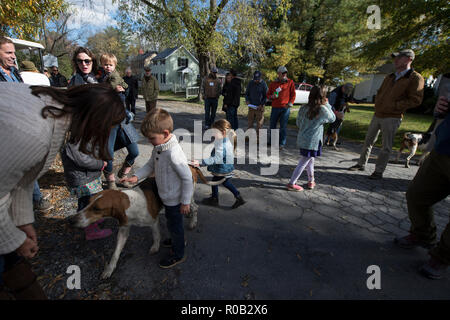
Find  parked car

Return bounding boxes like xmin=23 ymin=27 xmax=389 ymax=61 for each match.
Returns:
xmin=294 ymin=82 xmax=312 ymax=105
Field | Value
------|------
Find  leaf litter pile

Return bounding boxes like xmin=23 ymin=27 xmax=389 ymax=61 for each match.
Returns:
xmin=31 ymin=154 xmax=134 ymax=300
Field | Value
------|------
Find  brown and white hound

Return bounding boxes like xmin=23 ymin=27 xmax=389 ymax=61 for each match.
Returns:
xmin=70 ymin=167 xmax=224 ymax=279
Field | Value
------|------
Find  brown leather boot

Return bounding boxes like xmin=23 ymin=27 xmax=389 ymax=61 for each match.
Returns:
xmin=2 ymin=260 xmax=47 ymax=300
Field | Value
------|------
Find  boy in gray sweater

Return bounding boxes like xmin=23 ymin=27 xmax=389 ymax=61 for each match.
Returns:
xmin=121 ymin=108 xmax=193 ymax=268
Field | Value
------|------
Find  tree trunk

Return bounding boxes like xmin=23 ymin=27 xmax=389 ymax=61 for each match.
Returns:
xmin=197 ymin=51 xmax=211 ymax=101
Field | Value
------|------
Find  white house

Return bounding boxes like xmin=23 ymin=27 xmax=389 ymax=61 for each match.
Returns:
xmin=149 ymin=46 xmax=200 ymax=91
xmin=353 ymin=63 xmax=394 ymax=102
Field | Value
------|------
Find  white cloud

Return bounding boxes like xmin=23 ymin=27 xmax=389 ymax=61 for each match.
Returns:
xmin=67 ymin=0 xmax=118 ymax=33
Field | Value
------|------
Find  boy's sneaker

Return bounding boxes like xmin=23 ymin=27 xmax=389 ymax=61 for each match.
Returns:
xmin=394 ymin=233 xmax=436 ymax=249
xmin=348 ymin=164 xmax=365 ymax=171
xmin=202 ymin=196 xmax=219 ymax=206
xmin=162 ymin=238 xmax=188 ymax=248
xmin=420 ymin=257 xmax=448 ymax=280
xmin=231 ymin=195 xmax=246 ymax=209
xmin=33 ymin=197 xmax=54 ymax=213
xmin=159 ymin=255 xmax=186 ymax=269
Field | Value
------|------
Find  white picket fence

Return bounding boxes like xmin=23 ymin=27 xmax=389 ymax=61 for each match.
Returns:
xmin=186 ymin=86 xmax=199 ymax=99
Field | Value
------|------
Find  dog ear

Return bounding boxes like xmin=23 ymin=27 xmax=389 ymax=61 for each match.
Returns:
xmin=111 ymin=191 xmax=130 ymax=226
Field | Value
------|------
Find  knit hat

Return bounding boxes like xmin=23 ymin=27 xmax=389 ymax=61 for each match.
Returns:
xmin=144 ymin=65 xmax=151 ymax=71
xmin=20 ymin=60 xmax=37 ymax=72
xmin=253 ymin=70 xmax=262 ymax=80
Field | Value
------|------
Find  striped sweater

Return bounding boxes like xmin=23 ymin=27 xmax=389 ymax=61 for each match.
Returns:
xmin=0 ymin=83 xmax=70 ymax=254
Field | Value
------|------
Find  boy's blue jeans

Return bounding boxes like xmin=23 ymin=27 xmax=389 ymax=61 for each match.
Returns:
xmin=165 ymin=204 xmax=185 ymax=259
xmin=105 ymin=125 xmax=139 ymax=173
xmin=270 ymin=107 xmax=291 ymax=146
xmin=211 ymin=176 xmax=240 ymax=198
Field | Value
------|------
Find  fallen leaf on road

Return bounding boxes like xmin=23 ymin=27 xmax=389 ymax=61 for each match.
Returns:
xmin=313 ymin=269 xmax=321 ymax=277
xmin=296 ymin=253 xmax=302 ymax=261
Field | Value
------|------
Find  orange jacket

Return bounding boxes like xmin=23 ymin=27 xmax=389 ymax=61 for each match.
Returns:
xmin=267 ymin=78 xmax=296 ymax=108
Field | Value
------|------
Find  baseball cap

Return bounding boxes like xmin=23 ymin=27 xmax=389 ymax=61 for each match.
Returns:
xmin=277 ymin=66 xmax=288 ymax=73
xmin=253 ymin=70 xmax=262 ymax=80
xmin=391 ymin=49 xmax=415 ymax=60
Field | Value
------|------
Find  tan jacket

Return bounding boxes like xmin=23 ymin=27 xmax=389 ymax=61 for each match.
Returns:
xmin=374 ymin=69 xmax=424 ymax=118
xmin=142 ymin=75 xmax=159 ymax=101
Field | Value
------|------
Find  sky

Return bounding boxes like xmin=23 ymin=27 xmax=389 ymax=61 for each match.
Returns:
xmin=66 ymin=0 xmax=119 ymax=44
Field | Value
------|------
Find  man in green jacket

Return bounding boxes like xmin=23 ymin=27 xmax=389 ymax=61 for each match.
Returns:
xmin=142 ymin=65 xmax=159 ymax=113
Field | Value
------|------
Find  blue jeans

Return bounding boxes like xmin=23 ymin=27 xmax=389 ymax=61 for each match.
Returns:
xmin=270 ymin=107 xmax=291 ymax=146
xmin=204 ymin=98 xmax=218 ymax=127
xmin=211 ymin=176 xmax=240 ymax=198
xmin=105 ymin=125 xmax=139 ymax=173
xmin=226 ymin=106 xmax=239 ymax=130
xmin=33 ymin=181 xmax=42 ymax=202
xmin=164 ymin=204 xmax=185 ymax=259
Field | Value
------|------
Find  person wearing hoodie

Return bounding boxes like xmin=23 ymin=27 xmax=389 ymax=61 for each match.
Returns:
xmin=222 ymin=69 xmax=241 ymax=130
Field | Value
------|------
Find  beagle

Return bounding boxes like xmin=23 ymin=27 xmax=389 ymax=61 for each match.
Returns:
xmin=70 ymin=167 xmax=224 ymax=279
xmin=396 ymin=119 xmax=443 ymax=168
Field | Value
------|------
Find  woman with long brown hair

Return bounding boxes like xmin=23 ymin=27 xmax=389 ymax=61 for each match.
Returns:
xmin=286 ymin=85 xmax=336 ymax=191
xmin=0 ymin=82 xmax=125 ymax=299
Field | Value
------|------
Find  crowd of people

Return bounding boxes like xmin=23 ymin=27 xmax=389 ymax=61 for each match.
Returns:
xmin=0 ymin=33 xmax=449 ymax=300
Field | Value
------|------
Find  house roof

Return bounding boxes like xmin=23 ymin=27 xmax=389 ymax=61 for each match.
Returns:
xmin=153 ymin=46 xmax=199 ymax=64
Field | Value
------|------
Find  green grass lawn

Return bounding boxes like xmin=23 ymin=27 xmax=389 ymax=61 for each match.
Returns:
xmin=158 ymin=92 xmax=433 ymax=151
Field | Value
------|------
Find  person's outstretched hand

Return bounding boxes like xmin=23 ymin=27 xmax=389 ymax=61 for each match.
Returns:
xmin=435 ymin=95 xmax=449 ymax=115
xmin=189 ymin=160 xmax=200 ymax=167
xmin=16 ymin=238 xmax=38 ymax=259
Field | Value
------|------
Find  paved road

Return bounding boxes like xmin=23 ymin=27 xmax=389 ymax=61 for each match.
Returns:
xmin=34 ymin=98 xmax=450 ymax=299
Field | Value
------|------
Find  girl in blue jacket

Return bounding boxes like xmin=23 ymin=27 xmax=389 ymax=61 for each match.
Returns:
xmin=192 ymin=119 xmax=246 ymax=209
xmin=287 ymin=86 xmax=336 ymax=191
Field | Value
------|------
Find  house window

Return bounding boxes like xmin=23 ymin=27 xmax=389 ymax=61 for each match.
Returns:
xmin=153 ymin=60 xmax=157 ymax=65
xmin=160 ymin=73 xmax=166 ymax=84
xmin=178 ymin=58 xmax=188 ymax=67
xmin=161 ymin=59 xmax=165 ymax=65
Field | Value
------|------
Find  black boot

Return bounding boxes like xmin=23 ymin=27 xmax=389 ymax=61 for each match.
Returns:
xmin=2 ymin=259 xmax=47 ymax=300
xmin=231 ymin=195 xmax=246 ymax=209
xmin=201 ymin=196 xmax=219 ymax=206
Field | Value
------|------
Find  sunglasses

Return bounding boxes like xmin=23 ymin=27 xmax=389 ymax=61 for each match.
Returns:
xmin=76 ymin=59 xmax=92 ymax=65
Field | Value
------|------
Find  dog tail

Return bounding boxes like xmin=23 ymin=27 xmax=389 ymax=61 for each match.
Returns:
xmin=191 ymin=166 xmax=226 ymax=186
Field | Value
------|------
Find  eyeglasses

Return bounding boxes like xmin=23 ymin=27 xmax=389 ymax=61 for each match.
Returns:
xmin=76 ymin=59 xmax=92 ymax=65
